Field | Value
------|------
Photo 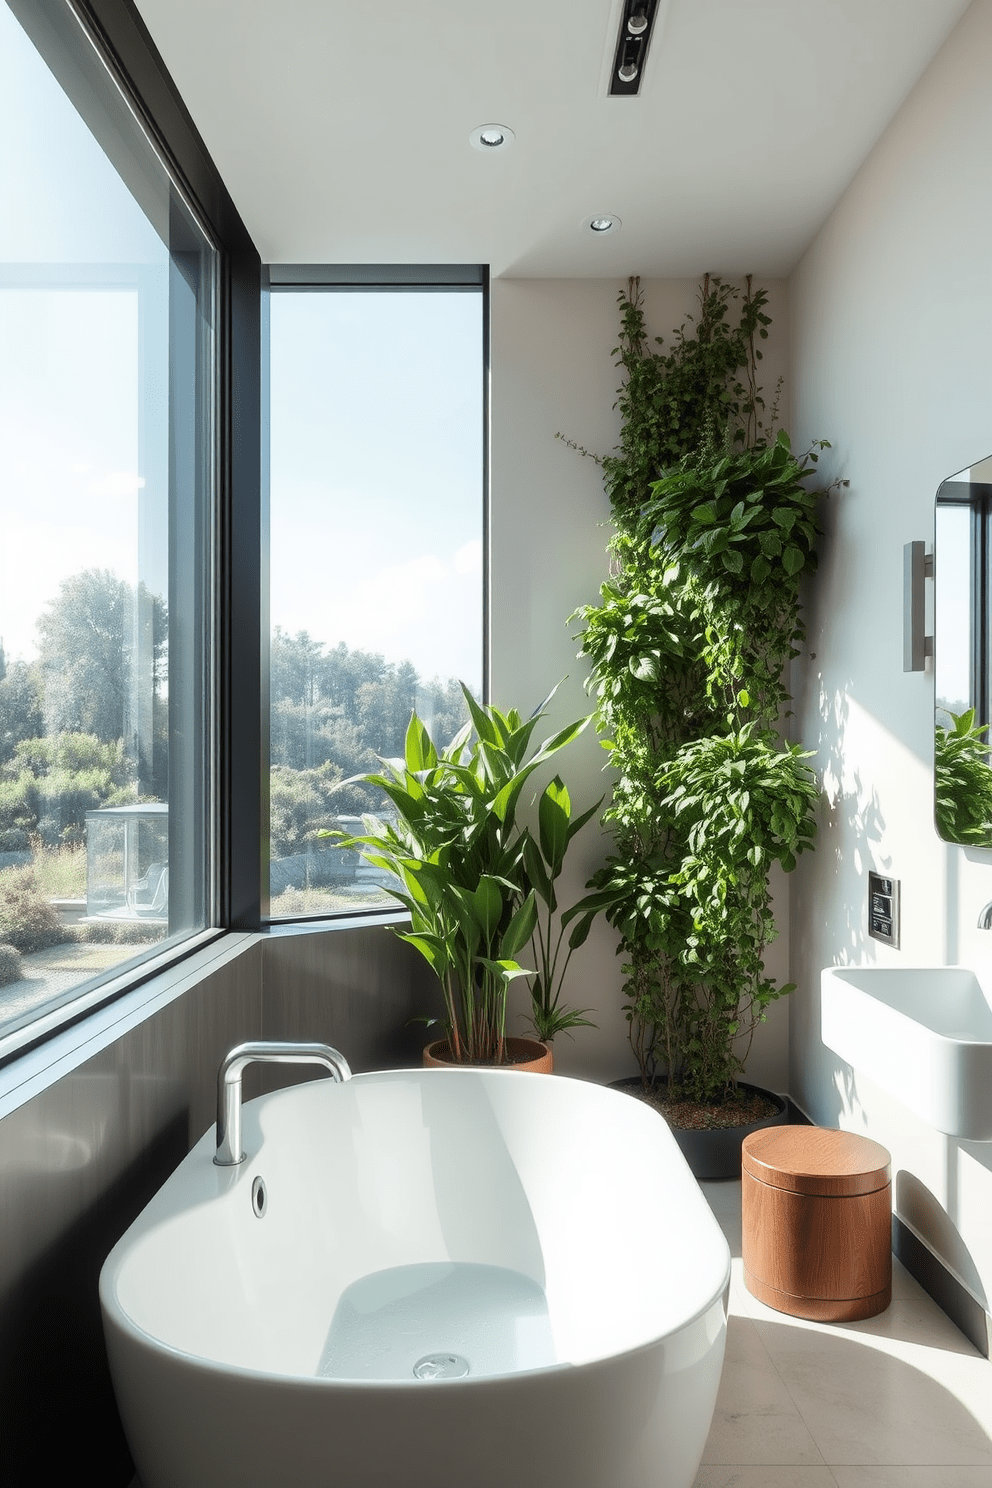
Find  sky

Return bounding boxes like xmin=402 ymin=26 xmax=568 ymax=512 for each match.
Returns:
xmin=0 ymin=0 xmax=168 ymax=666
xmin=269 ymin=290 xmax=483 ymax=692
xmin=1 ymin=0 xmax=484 ymax=694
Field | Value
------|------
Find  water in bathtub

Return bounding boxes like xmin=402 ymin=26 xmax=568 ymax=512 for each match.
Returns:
xmin=318 ymin=1261 xmax=555 ymax=1381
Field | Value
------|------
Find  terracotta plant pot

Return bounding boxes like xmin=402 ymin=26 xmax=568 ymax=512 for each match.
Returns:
xmin=423 ymin=1037 xmax=554 ymax=1073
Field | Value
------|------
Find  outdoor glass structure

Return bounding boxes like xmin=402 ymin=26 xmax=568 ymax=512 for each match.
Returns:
xmin=84 ymin=803 xmax=169 ymax=920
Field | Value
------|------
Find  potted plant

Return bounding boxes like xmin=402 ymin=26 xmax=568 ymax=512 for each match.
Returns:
xmin=569 ymin=276 xmax=841 ymax=1173
xmin=325 ymin=686 xmax=604 ymax=1066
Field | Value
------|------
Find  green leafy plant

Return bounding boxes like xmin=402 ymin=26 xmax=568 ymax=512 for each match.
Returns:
xmin=559 ymin=275 xmax=777 ymax=525
xmin=520 ymin=772 xmax=609 ymax=1042
xmin=572 ymin=277 xmax=832 ymax=1104
xmin=325 ymin=687 xmax=603 ymax=1062
xmin=935 ymin=709 xmax=992 ymax=846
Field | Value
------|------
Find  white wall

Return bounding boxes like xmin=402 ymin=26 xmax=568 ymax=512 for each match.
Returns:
xmin=489 ymin=276 xmax=791 ymax=1088
xmin=790 ymin=0 xmax=992 ymax=1318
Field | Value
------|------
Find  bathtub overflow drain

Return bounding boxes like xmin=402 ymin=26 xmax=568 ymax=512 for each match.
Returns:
xmin=413 ymin=1353 xmax=470 ymax=1380
xmin=251 ymin=1176 xmax=267 ymax=1218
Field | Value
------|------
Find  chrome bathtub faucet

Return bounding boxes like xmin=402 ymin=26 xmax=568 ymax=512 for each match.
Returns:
xmin=978 ymin=901 xmax=992 ymax=929
xmin=214 ymin=1041 xmax=352 ymax=1166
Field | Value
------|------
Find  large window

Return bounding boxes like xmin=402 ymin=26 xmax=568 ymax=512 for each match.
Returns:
xmin=0 ymin=0 xmax=217 ymax=1042
xmin=266 ymin=271 xmax=485 ymax=918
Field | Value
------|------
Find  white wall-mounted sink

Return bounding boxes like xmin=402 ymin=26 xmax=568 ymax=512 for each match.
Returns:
xmin=821 ymin=966 xmax=992 ymax=1140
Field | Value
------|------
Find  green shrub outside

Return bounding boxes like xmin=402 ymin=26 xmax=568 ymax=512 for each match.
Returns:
xmin=0 ymin=733 xmax=136 ymax=849
xmin=0 ymin=866 xmax=68 ymax=953
xmin=28 ymin=844 xmax=86 ymax=900
xmin=0 ymin=943 xmax=23 ymax=987
xmin=72 ymin=920 xmax=163 ymax=946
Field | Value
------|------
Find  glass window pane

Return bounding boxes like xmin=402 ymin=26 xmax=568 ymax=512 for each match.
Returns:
xmin=267 ymin=288 xmax=483 ymax=918
xmin=935 ymin=496 xmax=972 ymax=721
xmin=0 ymin=0 xmax=216 ymax=1039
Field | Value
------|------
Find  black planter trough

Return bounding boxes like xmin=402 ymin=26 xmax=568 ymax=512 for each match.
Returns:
xmin=609 ymin=1078 xmax=790 ymax=1180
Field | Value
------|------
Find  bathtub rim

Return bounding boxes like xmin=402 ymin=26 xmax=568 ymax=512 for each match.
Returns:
xmin=100 ymin=1066 xmax=732 ymax=1387
xmin=101 ymin=1266 xmax=730 ymax=1392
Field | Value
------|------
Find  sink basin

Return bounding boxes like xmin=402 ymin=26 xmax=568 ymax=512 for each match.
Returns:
xmin=820 ymin=966 xmax=992 ymax=1140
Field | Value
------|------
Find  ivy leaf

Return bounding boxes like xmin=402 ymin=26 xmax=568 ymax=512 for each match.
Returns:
xmin=782 ymin=545 xmax=805 ymax=576
xmin=630 ymin=654 xmax=659 ymax=681
xmin=750 ymin=555 xmax=771 ymax=583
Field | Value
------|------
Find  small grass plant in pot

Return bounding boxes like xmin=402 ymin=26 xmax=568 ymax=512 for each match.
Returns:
xmin=325 ymin=686 xmax=605 ymax=1068
xmin=568 ymin=276 xmax=843 ymax=1171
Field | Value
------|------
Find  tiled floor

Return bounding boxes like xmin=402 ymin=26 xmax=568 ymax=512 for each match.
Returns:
xmin=695 ymin=1179 xmax=992 ymax=1488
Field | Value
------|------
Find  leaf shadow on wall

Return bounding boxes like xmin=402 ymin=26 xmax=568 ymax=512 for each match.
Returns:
xmin=812 ymin=681 xmax=888 ymax=968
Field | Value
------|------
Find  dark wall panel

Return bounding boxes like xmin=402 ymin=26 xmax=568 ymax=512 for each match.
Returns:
xmin=0 ymin=940 xmax=263 ymax=1483
xmin=260 ymin=923 xmax=440 ymax=1082
xmin=0 ymin=925 xmax=431 ymax=1483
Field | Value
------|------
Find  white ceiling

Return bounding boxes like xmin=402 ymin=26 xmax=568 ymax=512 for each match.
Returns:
xmin=134 ymin=0 xmax=971 ymax=278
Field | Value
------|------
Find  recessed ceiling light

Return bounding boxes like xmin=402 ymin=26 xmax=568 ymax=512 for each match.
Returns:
xmin=587 ymin=215 xmax=621 ymax=235
xmin=469 ymin=123 xmax=515 ymax=152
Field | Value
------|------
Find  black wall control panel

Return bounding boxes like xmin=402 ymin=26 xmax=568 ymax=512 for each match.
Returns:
xmin=868 ymin=871 xmax=900 ymax=948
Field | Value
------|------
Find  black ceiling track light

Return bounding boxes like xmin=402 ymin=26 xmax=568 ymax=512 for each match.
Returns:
xmin=609 ymin=0 xmax=659 ymax=96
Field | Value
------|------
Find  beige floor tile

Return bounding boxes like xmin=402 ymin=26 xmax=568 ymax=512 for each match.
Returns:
xmin=831 ymin=1470 xmax=992 ymax=1487
xmin=699 ymin=1178 xmax=743 ymax=1221
xmin=694 ymin=1171 xmax=992 ymax=1476
xmin=752 ymin=1310 xmax=992 ymax=1465
xmin=727 ymin=1272 xmax=754 ymax=1319
xmin=889 ymin=1256 xmax=931 ymax=1303
xmin=700 ymin=1314 xmax=826 ymax=1467
xmin=846 ymin=1296 xmax=986 ymax=1360
xmin=693 ymin=1469 xmax=838 ymax=1488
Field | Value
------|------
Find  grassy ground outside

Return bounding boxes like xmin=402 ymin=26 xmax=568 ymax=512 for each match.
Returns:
xmin=269 ymin=881 xmax=395 ymax=917
xmin=26 ymin=844 xmax=87 ymax=900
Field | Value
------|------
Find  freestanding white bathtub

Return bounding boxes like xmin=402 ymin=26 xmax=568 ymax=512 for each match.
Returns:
xmin=100 ymin=1068 xmax=730 ymax=1488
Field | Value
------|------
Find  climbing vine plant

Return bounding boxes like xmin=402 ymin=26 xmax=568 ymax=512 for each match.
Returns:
xmin=572 ymin=276 xmax=841 ymax=1103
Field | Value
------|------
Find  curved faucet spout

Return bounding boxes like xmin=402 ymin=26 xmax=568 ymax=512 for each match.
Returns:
xmin=214 ymin=1041 xmax=352 ymax=1166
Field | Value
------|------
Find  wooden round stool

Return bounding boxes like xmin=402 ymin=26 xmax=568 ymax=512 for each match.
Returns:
xmin=741 ymin=1126 xmax=892 ymax=1322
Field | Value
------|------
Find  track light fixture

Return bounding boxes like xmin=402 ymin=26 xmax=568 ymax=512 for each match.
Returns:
xmin=609 ymin=0 xmax=659 ymax=96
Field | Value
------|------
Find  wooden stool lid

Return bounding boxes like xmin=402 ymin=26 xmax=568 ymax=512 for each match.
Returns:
xmin=742 ymin=1126 xmax=891 ymax=1196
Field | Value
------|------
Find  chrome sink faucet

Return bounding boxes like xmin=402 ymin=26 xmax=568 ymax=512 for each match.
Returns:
xmin=213 ymin=1040 xmax=352 ymax=1166
xmin=978 ymin=902 xmax=992 ymax=930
